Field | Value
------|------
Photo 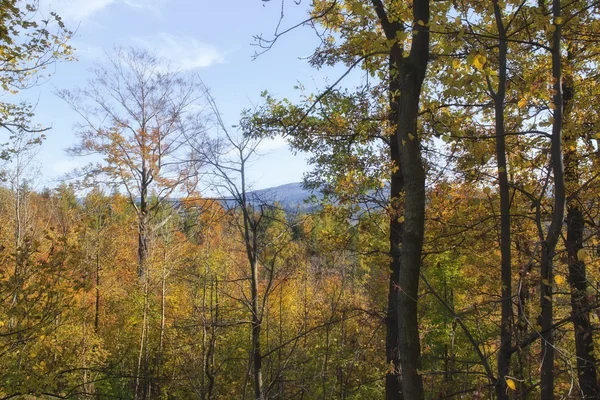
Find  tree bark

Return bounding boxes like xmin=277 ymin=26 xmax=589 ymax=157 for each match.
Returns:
xmin=562 ymin=54 xmax=599 ymax=398
xmin=540 ymin=1 xmax=566 ymax=397
xmin=241 ymin=165 xmax=264 ymax=400
xmin=566 ymin=204 xmax=599 ymax=398
xmin=385 ymin=53 xmax=404 ymax=400
xmin=393 ymin=16 xmax=429 ymax=400
xmin=492 ymin=2 xmax=513 ymax=398
xmin=250 ymin=255 xmax=264 ymax=400
xmin=138 ymin=211 xmax=149 ymax=278
xmin=371 ymin=0 xmax=430 ymax=397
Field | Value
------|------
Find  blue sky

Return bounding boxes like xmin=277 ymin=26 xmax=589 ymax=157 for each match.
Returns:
xmin=18 ymin=0 xmax=340 ymax=190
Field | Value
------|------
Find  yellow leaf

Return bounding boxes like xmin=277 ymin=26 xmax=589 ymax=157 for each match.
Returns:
xmin=408 ymin=133 xmax=415 ymax=140
xmin=548 ymin=24 xmax=556 ymax=32
xmin=555 ymin=17 xmax=563 ymax=25
xmin=554 ymin=275 xmax=565 ymax=285
xmin=518 ymin=98 xmax=527 ymax=108
xmin=417 ymin=20 xmax=425 ymax=26
xmin=506 ymin=378 xmax=517 ymax=390
xmin=452 ymin=59 xmax=461 ymax=69
xmin=577 ymin=249 xmax=587 ymax=260
xmin=473 ymin=54 xmax=487 ymax=71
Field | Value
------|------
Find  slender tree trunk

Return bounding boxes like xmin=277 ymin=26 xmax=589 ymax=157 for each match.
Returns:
xmin=95 ymin=250 xmax=100 ymax=333
xmin=155 ymin=246 xmax=167 ymax=397
xmin=207 ymin=277 xmax=217 ymax=399
xmin=239 ymin=163 xmax=264 ymax=400
xmin=492 ymin=3 xmax=513 ymax=397
xmin=250 ymin=257 xmax=264 ymax=400
xmin=540 ymin=1 xmax=566 ymax=397
xmin=138 ymin=174 xmax=149 ymax=278
xmin=135 ymin=280 xmax=149 ymax=400
xmin=539 ymin=246 xmax=555 ymax=400
xmin=138 ymin=213 xmax=149 ymax=278
xmin=201 ymin=261 xmax=208 ymax=400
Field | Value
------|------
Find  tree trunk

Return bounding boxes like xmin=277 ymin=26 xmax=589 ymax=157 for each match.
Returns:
xmin=138 ymin=213 xmax=149 ymax=278
xmin=372 ymin=0 xmax=429 ymax=397
xmin=135 ymin=279 xmax=149 ymax=400
xmin=250 ymin=258 xmax=264 ymax=400
xmin=566 ymin=204 xmax=599 ymax=398
xmin=386 ymin=54 xmax=404 ymax=400
xmin=95 ymin=249 xmax=100 ymax=333
xmin=492 ymin=2 xmax=513 ymax=397
xmin=540 ymin=1 xmax=566 ymax=397
xmin=539 ymin=245 xmax=555 ymax=400
xmin=392 ymin=1 xmax=429 ymax=396
xmin=563 ymin=55 xmax=599 ymax=398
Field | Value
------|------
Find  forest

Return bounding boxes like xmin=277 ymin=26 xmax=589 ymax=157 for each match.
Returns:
xmin=1 ymin=0 xmax=600 ymax=399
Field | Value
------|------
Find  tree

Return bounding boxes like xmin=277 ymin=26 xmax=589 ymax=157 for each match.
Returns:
xmin=58 ymin=47 xmax=205 ymax=277
xmin=189 ymin=89 xmax=303 ymax=400
xmin=253 ymin=1 xmax=432 ymax=397
xmin=0 ymin=0 xmax=72 ymax=158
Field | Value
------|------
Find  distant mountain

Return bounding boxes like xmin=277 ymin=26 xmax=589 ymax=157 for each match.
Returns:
xmin=248 ymin=182 xmax=317 ymax=205
xmin=245 ymin=181 xmax=390 ymax=212
xmin=240 ymin=182 xmax=320 ymax=212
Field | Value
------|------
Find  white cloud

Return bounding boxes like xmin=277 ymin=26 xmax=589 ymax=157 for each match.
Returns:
xmin=134 ymin=33 xmax=226 ymax=71
xmin=40 ymin=0 xmax=118 ymax=21
xmin=123 ymin=0 xmax=167 ymax=17
xmin=40 ymin=0 xmax=168 ymax=22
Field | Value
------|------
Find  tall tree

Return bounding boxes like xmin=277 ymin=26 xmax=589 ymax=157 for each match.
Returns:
xmin=254 ymin=1 xmax=432 ymax=397
xmin=58 ymin=48 xmax=204 ymax=277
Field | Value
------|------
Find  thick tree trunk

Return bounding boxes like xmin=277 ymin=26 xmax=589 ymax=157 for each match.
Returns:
xmin=394 ymin=22 xmax=429 ymax=400
xmin=492 ymin=2 xmax=513 ymax=397
xmin=563 ymin=64 xmax=599 ymax=398
xmin=567 ymin=205 xmax=599 ymax=398
xmin=383 ymin=0 xmax=430 ymax=398
xmin=386 ymin=54 xmax=404 ymax=400
xmin=371 ymin=1 xmax=429 ymax=394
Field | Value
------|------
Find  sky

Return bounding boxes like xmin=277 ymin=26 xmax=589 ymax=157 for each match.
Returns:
xmin=12 ymin=0 xmax=341 ymax=191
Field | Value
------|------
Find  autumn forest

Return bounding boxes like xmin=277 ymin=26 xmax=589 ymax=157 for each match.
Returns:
xmin=1 ymin=0 xmax=600 ymax=399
